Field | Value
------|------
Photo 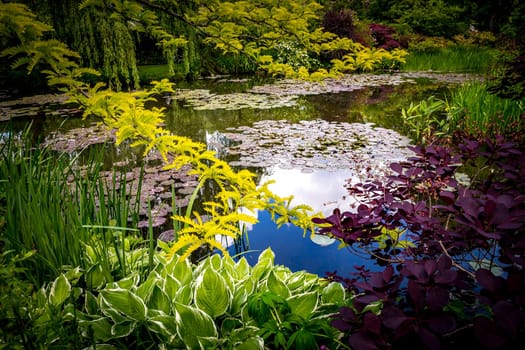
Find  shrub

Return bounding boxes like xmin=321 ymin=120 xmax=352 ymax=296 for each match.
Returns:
xmin=322 ymin=9 xmax=371 ymax=46
xmin=314 ymin=136 xmax=525 ymax=349
xmin=369 ymin=23 xmax=401 ymax=50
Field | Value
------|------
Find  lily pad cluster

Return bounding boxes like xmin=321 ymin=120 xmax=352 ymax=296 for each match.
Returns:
xmin=0 ymin=93 xmax=79 ymax=121
xmin=71 ymin=160 xmax=198 ymax=230
xmin=168 ymin=72 xmax=480 ymax=112
xmin=171 ymin=89 xmax=298 ymax=110
xmin=247 ymin=72 xmax=482 ymax=96
xmin=44 ymin=125 xmax=199 ymax=230
xmin=223 ymin=119 xmax=413 ymax=179
xmin=43 ymin=124 xmax=116 ymax=152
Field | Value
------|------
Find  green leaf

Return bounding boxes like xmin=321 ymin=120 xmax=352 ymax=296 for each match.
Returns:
xmin=235 ymin=257 xmax=251 ymax=279
xmin=321 ymin=282 xmax=346 ymax=305
xmin=209 ymin=253 xmax=222 ymax=270
xmin=174 ymin=302 xmax=218 ymax=349
xmin=251 ymin=257 xmax=272 ymax=282
xmin=285 ymin=272 xmax=306 ymax=292
xmin=194 ymin=267 xmax=232 ymax=318
xmin=79 ymin=316 xmax=112 ymax=341
xmin=236 ymin=336 xmax=265 ymax=350
xmin=231 ymin=284 xmax=249 ymax=316
xmin=163 ymin=274 xmax=181 ymax=299
xmin=111 ymin=320 xmax=137 ymax=338
xmin=174 ymin=284 xmax=192 ymax=305
xmin=147 ymin=314 xmax=178 ymax=340
xmin=266 ymin=270 xmax=290 ymax=298
xmin=49 ymin=274 xmax=71 ymax=306
xmin=135 ymin=271 xmax=159 ymax=300
xmin=100 ymin=288 xmax=147 ymax=321
xmin=149 ymin=285 xmax=172 ymax=314
xmin=258 ymin=248 xmax=275 ymax=264
xmin=288 ymin=291 xmax=318 ymax=319
xmin=171 ymin=257 xmax=193 ymax=285
xmin=287 ymin=327 xmax=317 ymax=350
xmin=84 ymin=291 xmax=99 ymax=315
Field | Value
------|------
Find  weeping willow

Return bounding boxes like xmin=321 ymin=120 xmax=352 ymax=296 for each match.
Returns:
xmin=154 ymin=8 xmax=201 ymax=79
xmin=24 ymin=0 xmax=140 ymax=90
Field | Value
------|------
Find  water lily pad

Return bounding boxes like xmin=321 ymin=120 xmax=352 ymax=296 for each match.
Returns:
xmin=311 ymin=234 xmax=336 ymax=246
xmin=223 ymin=119 xmax=413 ymax=182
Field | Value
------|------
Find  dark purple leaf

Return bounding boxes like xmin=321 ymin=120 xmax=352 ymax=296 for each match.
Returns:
xmin=493 ymin=300 xmax=522 ymax=336
xmin=383 ymin=265 xmax=394 ymax=283
xmin=363 ymin=312 xmax=382 ymax=335
xmin=424 ymin=260 xmax=437 ymax=276
xmin=439 ymin=190 xmax=456 ymax=204
xmin=437 ymin=255 xmax=452 ymax=270
xmin=475 ymin=269 xmax=503 ymax=297
xmin=349 ymin=332 xmax=381 ymax=350
xmin=407 ymin=280 xmax=425 ymax=312
xmin=434 ymin=269 xmax=457 ymax=285
xmin=474 ymin=317 xmax=508 ymax=349
xmin=427 ymin=287 xmax=449 ymax=310
xmin=331 ymin=319 xmax=353 ymax=331
xmin=382 ymin=306 xmax=410 ymax=329
xmin=418 ymin=326 xmax=442 ymax=350
xmin=427 ymin=314 xmax=457 ymax=334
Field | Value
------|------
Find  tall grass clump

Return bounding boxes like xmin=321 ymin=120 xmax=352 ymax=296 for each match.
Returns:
xmin=446 ymin=81 xmax=525 ymax=139
xmin=0 ymin=128 xmax=150 ymax=284
xmin=403 ymin=46 xmax=499 ymax=72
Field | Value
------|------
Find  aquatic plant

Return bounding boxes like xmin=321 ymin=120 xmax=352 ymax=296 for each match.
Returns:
xmin=314 ymin=136 xmax=525 ymax=349
xmin=0 ymin=129 xmax=149 ymax=283
xmin=402 ymin=45 xmax=499 ymax=72
xmin=446 ymin=81 xmax=525 ymax=140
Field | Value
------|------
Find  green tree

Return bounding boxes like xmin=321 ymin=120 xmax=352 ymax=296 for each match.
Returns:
xmin=4 ymin=0 xmax=407 ymax=89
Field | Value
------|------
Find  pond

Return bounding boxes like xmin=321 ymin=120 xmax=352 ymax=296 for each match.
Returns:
xmin=0 ymin=72 xmax=478 ymax=276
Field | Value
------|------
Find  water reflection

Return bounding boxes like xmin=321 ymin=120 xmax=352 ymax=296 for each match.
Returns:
xmin=228 ymin=166 xmax=379 ymax=276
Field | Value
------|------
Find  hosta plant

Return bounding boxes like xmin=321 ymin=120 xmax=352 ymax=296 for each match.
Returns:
xmin=28 ymin=248 xmax=348 ymax=349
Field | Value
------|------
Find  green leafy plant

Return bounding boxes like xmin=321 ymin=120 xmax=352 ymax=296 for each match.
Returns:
xmin=401 ymin=95 xmax=446 ymax=143
xmin=445 ymin=81 xmax=525 ymax=140
xmin=18 ymin=248 xmax=348 ymax=348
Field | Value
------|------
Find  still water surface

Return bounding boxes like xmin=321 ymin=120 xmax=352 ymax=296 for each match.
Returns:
xmin=1 ymin=74 xmax=460 ymax=276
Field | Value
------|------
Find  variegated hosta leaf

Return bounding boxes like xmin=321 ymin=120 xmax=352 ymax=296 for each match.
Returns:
xmin=100 ymin=288 xmax=147 ymax=322
xmin=49 ymin=274 xmax=71 ymax=307
xmin=321 ymin=281 xmax=346 ymax=305
xmin=194 ymin=267 xmax=232 ymax=318
xmin=287 ymin=291 xmax=318 ymax=319
xmin=174 ymin=302 xmax=218 ymax=349
xmin=266 ymin=270 xmax=290 ymax=298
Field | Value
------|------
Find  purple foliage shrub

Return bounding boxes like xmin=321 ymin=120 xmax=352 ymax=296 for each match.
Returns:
xmin=369 ymin=23 xmax=401 ymax=50
xmin=322 ymin=9 xmax=370 ymax=46
xmin=315 ymin=135 xmax=525 ymax=349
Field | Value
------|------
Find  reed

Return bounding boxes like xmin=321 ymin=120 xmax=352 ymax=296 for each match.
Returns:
xmin=403 ymin=46 xmax=499 ymax=73
xmin=445 ymin=81 xmax=525 ymax=139
xmin=0 ymin=128 xmax=150 ymax=283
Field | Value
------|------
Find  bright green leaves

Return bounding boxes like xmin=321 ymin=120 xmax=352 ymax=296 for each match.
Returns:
xmin=0 ymin=3 xmax=53 ymax=43
xmin=40 ymin=248 xmax=348 ymax=348
xmin=174 ymin=302 xmax=218 ymax=348
xmin=194 ymin=267 xmax=232 ymax=317
xmin=49 ymin=274 xmax=72 ymax=307
xmin=100 ymin=288 xmax=147 ymax=322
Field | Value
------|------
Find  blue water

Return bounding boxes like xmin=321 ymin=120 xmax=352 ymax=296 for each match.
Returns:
xmin=223 ymin=167 xmax=381 ymax=277
xmin=229 ymin=210 xmax=378 ymax=277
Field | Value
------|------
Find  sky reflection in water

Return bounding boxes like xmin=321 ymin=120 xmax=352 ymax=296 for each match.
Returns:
xmin=227 ymin=166 xmax=379 ymax=277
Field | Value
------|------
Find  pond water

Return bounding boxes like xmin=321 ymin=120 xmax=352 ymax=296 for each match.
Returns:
xmin=1 ymin=72 xmax=477 ymax=276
